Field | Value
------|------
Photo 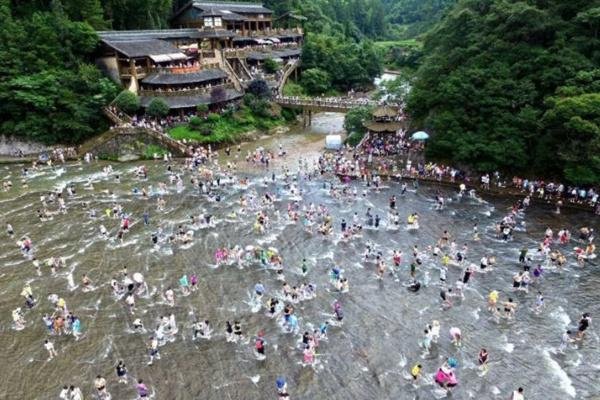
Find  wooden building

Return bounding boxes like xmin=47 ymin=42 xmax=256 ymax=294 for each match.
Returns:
xmin=172 ymin=1 xmax=274 ymax=35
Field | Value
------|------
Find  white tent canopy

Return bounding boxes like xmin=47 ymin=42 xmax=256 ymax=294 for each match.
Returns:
xmin=325 ymin=135 xmax=342 ymax=150
xmin=149 ymin=53 xmax=187 ymax=63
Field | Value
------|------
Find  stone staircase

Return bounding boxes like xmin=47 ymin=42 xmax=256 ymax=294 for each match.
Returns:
xmin=78 ymin=108 xmax=189 ymax=157
xmin=217 ymin=51 xmax=243 ymax=91
xmin=277 ymin=59 xmax=300 ymax=95
xmin=356 ymin=132 xmax=371 ymax=149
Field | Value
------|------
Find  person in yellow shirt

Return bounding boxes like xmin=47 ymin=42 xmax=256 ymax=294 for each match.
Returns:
xmin=411 ymin=364 xmax=422 ymax=380
xmin=441 ymin=254 xmax=451 ymax=267
xmin=488 ymin=290 xmax=499 ymax=312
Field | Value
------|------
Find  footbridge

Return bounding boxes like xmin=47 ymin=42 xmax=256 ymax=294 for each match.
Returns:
xmin=274 ymin=96 xmax=378 ymax=126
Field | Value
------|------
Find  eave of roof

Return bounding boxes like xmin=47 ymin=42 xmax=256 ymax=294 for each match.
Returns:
xmin=140 ymin=89 xmax=243 ymax=109
xmin=141 ymin=68 xmax=227 ymax=85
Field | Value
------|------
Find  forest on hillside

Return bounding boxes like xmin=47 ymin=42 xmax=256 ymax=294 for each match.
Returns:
xmin=406 ymin=0 xmax=600 ymax=184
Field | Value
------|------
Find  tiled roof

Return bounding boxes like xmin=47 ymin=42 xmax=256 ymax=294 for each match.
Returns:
xmin=363 ymin=121 xmax=404 ymax=133
xmin=193 ymin=1 xmax=272 ymax=14
xmin=140 ymin=89 xmax=244 ymax=109
xmin=247 ymin=48 xmax=301 ymax=61
xmin=98 ymin=29 xmax=205 ymax=41
xmin=142 ymin=69 xmax=228 ymax=85
xmin=102 ymin=39 xmax=182 ymax=58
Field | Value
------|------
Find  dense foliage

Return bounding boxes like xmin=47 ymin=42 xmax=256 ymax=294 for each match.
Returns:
xmin=263 ymin=58 xmax=280 ymax=74
xmin=114 ymin=90 xmax=140 ymax=115
xmin=0 ymin=0 xmax=118 ymax=144
xmin=169 ymin=106 xmax=285 ymax=144
xmin=385 ymin=0 xmax=457 ymax=38
xmin=301 ymin=34 xmax=382 ymax=91
xmin=407 ymin=0 xmax=600 ymax=183
xmin=147 ymin=98 xmax=170 ymax=118
xmin=344 ymin=106 xmax=374 ymax=145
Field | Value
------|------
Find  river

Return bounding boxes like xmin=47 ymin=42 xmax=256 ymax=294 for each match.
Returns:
xmin=1 ymin=118 xmax=599 ymax=400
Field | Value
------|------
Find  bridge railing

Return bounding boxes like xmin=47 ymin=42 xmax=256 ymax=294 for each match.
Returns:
xmin=275 ymin=96 xmax=378 ymax=110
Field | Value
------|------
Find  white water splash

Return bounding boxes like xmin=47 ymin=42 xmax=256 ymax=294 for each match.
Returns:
xmin=542 ymin=349 xmax=576 ymax=398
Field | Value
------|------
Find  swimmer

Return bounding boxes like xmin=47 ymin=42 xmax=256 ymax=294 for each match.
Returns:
xmin=116 ymin=360 xmax=128 ymax=384
xmin=558 ymin=330 xmax=574 ymax=353
xmin=511 ymin=387 xmax=525 ymax=400
xmin=147 ymin=336 xmax=160 ymax=365
xmin=449 ymin=327 xmax=462 ymax=347
xmin=440 ymin=287 xmax=452 ymax=308
xmin=533 ymin=291 xmax=544 ymax=314
xmin=411 ymin=363 xmax=422 ymax=381
xmin=94 ymin=375 xmax=109 ymax=399
xmin=44 ymin=339 xmax=58 ymax=360
xmin=576 ymin=313 xmax=591 ymax=340
xmin=430 ymin=320 xmax=441 ymax=342
xmin=488 ymin=290 xmax=499 ymax=311
xmin=502 ymin=298 xmax=517 ymax=319
xmin=478 ymin=348 xmax=489 ymax=373
xmin=254 ymin=331 xmax=266 ymax=359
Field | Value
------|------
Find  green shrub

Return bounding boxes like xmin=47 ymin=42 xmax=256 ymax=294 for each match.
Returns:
xmin=189 ymin=116 xmax=202 ymax=129
xmin=113 ymin=90 xmax=139 ymax=114
xmin=346 ymin=131 xmax=366 ymax=147
xmin=146 ymin=98 xmax=169 ymax=118
xmin=196 ymin=104 xmax=209 ymax=115
xmin=207 ymin=113 xmax=221 ymax=123
xmin=143 ymin=144 xmax=168 ymax=159
xmin=263 ymin=58 xmax=280 ymax=74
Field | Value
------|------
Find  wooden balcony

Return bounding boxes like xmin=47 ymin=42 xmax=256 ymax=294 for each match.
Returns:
xmin=139 ymin=83 xmax=234 ymax=97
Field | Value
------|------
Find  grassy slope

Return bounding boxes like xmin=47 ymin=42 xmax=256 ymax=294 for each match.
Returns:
xmin=169 ymin=107 xmax=286 ymax=144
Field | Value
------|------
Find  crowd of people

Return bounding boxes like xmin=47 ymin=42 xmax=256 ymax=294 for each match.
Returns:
xmin=330 ymin=148 xmax=600 ymax=214
xmin=275 ymin=95 xmax=384 ymax=108
xmin=3 ymin=136 xmax=596 ymax=399
xmin=358 ymin=130 xmax=424 ymax=157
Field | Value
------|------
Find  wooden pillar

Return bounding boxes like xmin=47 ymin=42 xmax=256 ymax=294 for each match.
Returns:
xmin=308 ymin=110 xmax=312 ymax=126
xmin=129 ymin=59 xmax=136 ymax=77
xmin=199 ymin=40 xmax=203 ymax=63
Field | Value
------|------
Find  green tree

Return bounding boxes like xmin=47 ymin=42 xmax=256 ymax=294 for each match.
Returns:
xmin=244 ymin=94 xmax=271 ymax=117
xmin=344 ymin=106 xmax=373 ymax=134
xmin=210 ymin=86 xmax=227 ymax=104
xmin=0 ymin=0 xmax=117 ymax=144
xmin=301 ymin=68 xmax=331 ymax=94
xmin=196 ymin=104 xmax=209 ymax=115
xmin=247 ymin=79 xmax=272 ymax=99
xmin=301 ymin=34 xmax=382 ymax=91
xmin=147 ymin=97 xmax=169 ymax=118
xmin=542 ymin=93 xmax=600 ymax=184
xmin=263 ymin=58 xmax=280 ymax=74
xmin=113 ymin=90 xmax=140 ymax=115
xmin=104 ymin=0 xmax=172 ymax=29
xmin=189 ymin=116 xmax=202 ymax=129
xmin=406 ymin=0 xmax=600 ymax=180
xmin=63 ymin=0 xmax=106 ymax=29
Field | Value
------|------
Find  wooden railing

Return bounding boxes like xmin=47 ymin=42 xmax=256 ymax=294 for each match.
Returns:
xmin=103 ymin=106 xmax=132 ymax=124
xmin=219 ymin=52 xmax=243 ymax=91
xmin=139 ymin=83 xmax=233 ymax=97
xmin=236 ymin=28 xmax=304 ymax=37
xmin=277 ymin=59 xmax=300 ymax=95
xmin=275 ymin=96 xmax=379 ymax=112
xmin=223 ymin=43 xmax=301 ymax=58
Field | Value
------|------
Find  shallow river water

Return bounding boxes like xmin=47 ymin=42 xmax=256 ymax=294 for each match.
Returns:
xmin=1 ymin=114 xmax=599 ymax=400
